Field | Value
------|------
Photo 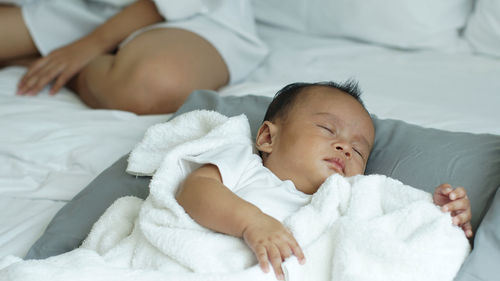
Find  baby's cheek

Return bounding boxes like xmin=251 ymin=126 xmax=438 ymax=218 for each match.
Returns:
xmin=347 ymin=163 xmax=365 ymax=177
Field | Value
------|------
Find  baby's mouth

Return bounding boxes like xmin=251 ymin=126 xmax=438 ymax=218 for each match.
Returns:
xmin=324 ymin=157 xmax=345 ymax=175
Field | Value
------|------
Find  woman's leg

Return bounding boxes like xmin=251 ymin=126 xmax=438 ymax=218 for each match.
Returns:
xmin=72 ymin=28 xmax=229 ymax=115
xmin=0 ymin=5 xmax=39 ymax=62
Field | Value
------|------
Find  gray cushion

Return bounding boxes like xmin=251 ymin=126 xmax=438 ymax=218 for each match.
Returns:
xmin=366 ymin=118 xmax=500 ymax=231
xmin=25 ymin=154 xmax=151 ymax=259
xmin=25 ymin=90 xmax=500 ymax=281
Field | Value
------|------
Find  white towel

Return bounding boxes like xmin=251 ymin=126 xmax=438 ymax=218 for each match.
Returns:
xmin=0 ymin=110 xmax=470 ymax=281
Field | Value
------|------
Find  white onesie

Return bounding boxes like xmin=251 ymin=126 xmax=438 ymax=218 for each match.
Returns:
xmin=180 ymin=143 xmax=312 ymax=222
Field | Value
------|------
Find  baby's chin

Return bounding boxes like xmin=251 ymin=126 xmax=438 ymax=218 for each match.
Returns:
xmin=325 ymin=169 xmax=344 ymax=178
xmin=342 ymin=167 xmax=366 ymax=177
xmin=296 ymin=180 xmax=323 ymax=195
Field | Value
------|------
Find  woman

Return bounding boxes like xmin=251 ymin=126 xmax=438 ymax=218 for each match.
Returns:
xmin=0 ymin=0 xmax=267 ymax=114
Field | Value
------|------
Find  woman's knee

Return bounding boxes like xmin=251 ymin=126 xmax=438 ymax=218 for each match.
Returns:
xmin=104 ymin=57 xmax=194 ymax=114
xmin=82 ymin=28 xmax=230 ymax=114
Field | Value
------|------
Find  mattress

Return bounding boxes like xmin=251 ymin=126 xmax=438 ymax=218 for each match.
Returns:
xmin=0 ymin=22 xmax=499 ymax=259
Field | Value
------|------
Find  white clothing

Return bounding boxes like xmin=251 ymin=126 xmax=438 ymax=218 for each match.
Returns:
xmin=21 ymin=0 xmax=121 ymax=55
xmin=181 ymin=143 xmax=312 ymax=222
xmin=21 ymin=0 xmax=268 ymax=83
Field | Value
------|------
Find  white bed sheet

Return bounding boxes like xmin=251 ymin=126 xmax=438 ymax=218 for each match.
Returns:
xmin=0 ymin=23 xmax=499 ymax=258
xmin=0 ymin=67 xmax=170 ymax=257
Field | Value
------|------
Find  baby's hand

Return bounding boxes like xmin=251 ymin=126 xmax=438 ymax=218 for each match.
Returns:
xmin=242 ymin=213 xmax=306 ymax=280
xmin=433 ymin=184 xmax=473 ymax=238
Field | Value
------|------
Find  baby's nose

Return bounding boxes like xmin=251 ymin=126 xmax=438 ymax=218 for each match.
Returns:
xmin=335 ymin=144 xmax=351 ymax=158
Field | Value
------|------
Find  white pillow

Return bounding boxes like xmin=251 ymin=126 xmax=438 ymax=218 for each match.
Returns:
xmin=464 ymin=0 xmax=500 ymax=58
xmin=253 ymin=0 xmax=473 ymax=51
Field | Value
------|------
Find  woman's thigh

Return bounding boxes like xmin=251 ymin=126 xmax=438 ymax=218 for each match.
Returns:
xmin=116 ymin=27 xmax=229 ymax=87
xmin=0 ymin=5 xmax=38 ymax=61
xmin=103 ymin=27 xmax=230 ymax=113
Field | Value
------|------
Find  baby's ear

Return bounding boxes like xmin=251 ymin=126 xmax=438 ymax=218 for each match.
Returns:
xmin=255 ymin=121 xmax=277 ymax=154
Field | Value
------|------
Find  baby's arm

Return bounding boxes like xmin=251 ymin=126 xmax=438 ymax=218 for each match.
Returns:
xmin=433 ymin=184 xmax=473 ymax=238
xmin=176 ymin=164 xmax=305 ymax=280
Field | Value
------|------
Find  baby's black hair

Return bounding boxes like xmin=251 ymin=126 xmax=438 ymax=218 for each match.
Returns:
xmin=262 ymin=80 xmax=364 ymax=122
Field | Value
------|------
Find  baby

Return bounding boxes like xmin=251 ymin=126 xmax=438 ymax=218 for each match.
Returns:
xmin=176 ymin=81 xmax=473 ymax=280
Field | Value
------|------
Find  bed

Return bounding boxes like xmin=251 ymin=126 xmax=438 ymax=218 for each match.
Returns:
xmin=1 ymin=0 xmax=499 ymax=280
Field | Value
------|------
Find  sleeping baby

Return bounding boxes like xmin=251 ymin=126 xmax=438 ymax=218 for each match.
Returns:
xmin=0 ymin=81 xmax=471 ymax=280
xmin=176 ymin=81 xmax=473 ymax=280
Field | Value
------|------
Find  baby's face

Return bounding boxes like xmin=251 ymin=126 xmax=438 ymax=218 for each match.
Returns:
xmin=260 ymin=86 xmax=375 ymax=194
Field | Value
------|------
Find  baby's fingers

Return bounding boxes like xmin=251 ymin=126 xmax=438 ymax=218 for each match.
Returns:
xmin=462 ymin=222 xmax=473 ymax=238
xmin=442 ymin=197 xmax=470 ymax=213
xmin=255 ymin=245 xmax=270 ymax=274
xmin=450 ymin=209 xmax=471 ymax=226
xmin=256 ymin=244 xmax=285 ymax=280
xmin=268 ymin=245 xmax=285 ymax=280
xmin=435 ymin=183 xmax=453 ymax=196
xmin=288 ymin=237 xmax=306 ymax=265
xmin=448 ymin=186 xmax=467 ymax=200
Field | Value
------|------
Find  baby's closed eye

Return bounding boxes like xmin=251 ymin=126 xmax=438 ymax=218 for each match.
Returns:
xmin=353 ymin=147 xmax=363 ymax=157
xmin=317 ymin=124 xmax=335 ymax=135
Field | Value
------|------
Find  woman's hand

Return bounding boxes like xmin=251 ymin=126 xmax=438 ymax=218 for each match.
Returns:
xmin=17 ymin=36 xmax=105 ymax=96
xmin=242 ymin=213 xmax=306 ymax=280
xmin=433 ymin=183 xmax=473 ymax=238
xmin=16 ymin=0 xmax=163 ymax=96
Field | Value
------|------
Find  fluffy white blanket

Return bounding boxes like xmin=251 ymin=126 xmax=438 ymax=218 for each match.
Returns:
xmin=0 ymin=110 xmax=470 ymax=281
